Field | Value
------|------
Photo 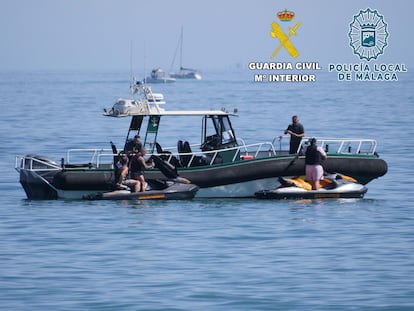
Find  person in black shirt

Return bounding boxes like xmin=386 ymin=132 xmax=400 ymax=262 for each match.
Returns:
xmin=125 ymin=147 xmax=154 ymax=192
xmin=285 ymin=115 xmax=305 ymax=154
xmin=125 ymin=135 xmax=142 ymax=155
xmin=303 ymin=138 xmax=327 ymax=190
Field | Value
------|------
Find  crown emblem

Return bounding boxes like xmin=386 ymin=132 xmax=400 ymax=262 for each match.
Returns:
xmin=360 ymin=23 xmax=377 ymax=29
xmin=277 ymin=9 xmax=294 ymax=22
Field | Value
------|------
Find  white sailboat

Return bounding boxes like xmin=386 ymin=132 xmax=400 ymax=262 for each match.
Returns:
xmin=170 ymin=27 xmax=202 ymax=80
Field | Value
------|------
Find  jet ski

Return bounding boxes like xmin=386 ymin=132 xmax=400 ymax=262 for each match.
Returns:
xmin=255 ymin=173 xmax=368 ymax=200
xmin=83 ymin=155 xmax=199 ymax=200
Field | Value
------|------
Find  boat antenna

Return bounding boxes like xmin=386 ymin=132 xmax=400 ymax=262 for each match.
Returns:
xmin=169 ymin=26 xmax=182 ymax=72
xmin=130 ymin=40 xmax=133 ymax=81
xmin=130 ymin=40 xmax=134 ymax=97
xmin=179 ymin=26 xmax=183 ymax=70
xmin=143 ymin=39 xmax=147 ymax=84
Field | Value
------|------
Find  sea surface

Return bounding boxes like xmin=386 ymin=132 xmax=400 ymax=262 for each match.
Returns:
xmin=0 ymin=69 xmax=413 ymax=310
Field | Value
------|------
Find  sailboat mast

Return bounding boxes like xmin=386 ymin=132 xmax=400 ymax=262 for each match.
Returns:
xmin=179 ymin=26 xmax=183 ymax=70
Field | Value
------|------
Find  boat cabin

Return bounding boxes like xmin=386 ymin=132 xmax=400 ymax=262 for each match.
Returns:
xmin=106 ymin=82 xmax=239 ymax=167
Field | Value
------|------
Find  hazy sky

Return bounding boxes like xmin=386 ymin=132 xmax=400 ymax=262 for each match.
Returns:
xmin=1 ymin=0 xmax=412 ymax=72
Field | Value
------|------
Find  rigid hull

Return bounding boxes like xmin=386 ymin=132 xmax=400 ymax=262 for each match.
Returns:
xmin=17 ymin=154 xmax=387 ymax=199
xmin=166 ymin=155 xmax=387 ymax=188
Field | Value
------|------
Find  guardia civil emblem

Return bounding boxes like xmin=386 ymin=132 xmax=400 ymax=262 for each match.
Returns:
xmin=349 ymin=8 xmax=389 ymax=61
xmin=270 ymin=9 xmax=301 ymax=59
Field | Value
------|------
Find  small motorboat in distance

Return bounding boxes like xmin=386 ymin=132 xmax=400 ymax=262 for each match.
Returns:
xmin=83 ymin=155 xmax=199 ymax=200
xmin=144 ymin=68 xmax=176 ymax=84
xmin=254 ymin=173 xmax=368 ymax=200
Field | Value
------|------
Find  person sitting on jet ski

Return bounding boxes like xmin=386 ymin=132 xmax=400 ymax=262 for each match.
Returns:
xmin=115 ymin=153 xmax=129 ymax=190
xmin=125 ymin=147 xmax=154 ymax=192
xmin=302 ymin=138 xmax=327 ymax=190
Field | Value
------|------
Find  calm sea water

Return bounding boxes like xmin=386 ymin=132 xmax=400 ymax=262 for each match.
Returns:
xmin=1 ymin=69 xmax=413 ymax=310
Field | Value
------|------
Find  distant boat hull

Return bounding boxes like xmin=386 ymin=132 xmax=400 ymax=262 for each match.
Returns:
xmin=170 ymin=71 xmax=202 ymax=80
xmin=144 ymin=68 xmax=176 ymax=83
xmin=144 ymin=77 xmax=176 ymax=84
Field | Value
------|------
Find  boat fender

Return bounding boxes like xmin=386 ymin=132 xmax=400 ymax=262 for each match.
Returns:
xmin=241 ymin=155 xmax=254 ymax=160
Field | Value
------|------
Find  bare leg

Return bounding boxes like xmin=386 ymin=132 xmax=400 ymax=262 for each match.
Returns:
xmin=136 ymin=181 xmax=142 ymax=192
xmin=311 ymin=180 xmax=320 ymax=190
xmin=118 ymin=166 xmax=128 ymax=185
xmin=138 ymin=176 xmax=147 ymax=192
xmin=130 ymin=180 xmax=140 ymax=192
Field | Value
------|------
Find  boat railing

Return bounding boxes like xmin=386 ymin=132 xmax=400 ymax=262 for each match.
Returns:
xmin=15 ymin=150 xmax=116 ymax=172
xmin=157 ymin=140 xmax=278 ymax=168
xmin=159 ymin=137 xmax=378 ymax=168
xmin=65 ymin=148 xmax=114 ymax=167
xmin=298 ymin=137 xmax=378 ymax=155
xmin=236 ymin=139 xmax=278 ymax=157
xmin=271 ymin=135 xmax=289 ymax=153
xmin=16 ymin=138 xmax=378 ymax=172
xmin=15 ymin=155 xmax=62 ymax=172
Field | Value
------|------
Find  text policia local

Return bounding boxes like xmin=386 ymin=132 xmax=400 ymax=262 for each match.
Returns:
xmin=328 ymin=63 xmax=407 ymax=81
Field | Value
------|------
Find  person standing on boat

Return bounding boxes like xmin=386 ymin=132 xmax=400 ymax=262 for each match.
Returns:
xmin=285 ymin=115 xmax=305 ymax=154
xmin=303 ymin=138 xmax=327 ymax=190
xmin=125 ymin=135 xmax=142 ymax=155
xmin=126 ymin=147 xmax=154 ymax=192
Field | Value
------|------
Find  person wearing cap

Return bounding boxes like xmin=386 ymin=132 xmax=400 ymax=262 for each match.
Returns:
xmin=303 ymin=138 xmax=327 ymax=190
xmin=284 ymin=115 xmax=305 ymax=154
xmin=125 ymin=135 xmax=143 ymax=155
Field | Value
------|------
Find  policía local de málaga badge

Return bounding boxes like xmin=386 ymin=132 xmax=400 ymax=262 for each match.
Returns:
xmin=348 ymin=8 xmax=389 ymax=61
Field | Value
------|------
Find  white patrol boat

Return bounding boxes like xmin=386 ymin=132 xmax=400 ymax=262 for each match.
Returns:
xmin=15 ymin=81 xmax=387 ymax=199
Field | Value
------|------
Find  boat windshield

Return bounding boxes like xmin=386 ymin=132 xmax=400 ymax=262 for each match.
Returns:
xmin=202 ymin=115 xmax=237 ymax=150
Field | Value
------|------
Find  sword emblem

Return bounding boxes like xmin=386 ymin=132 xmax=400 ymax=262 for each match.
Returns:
xmin=270 ymin=21 xmax=301 ymax=59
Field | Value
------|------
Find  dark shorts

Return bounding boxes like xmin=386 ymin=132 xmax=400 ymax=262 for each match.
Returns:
xmin=131 ymin=172 xmax=144 ymax=179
